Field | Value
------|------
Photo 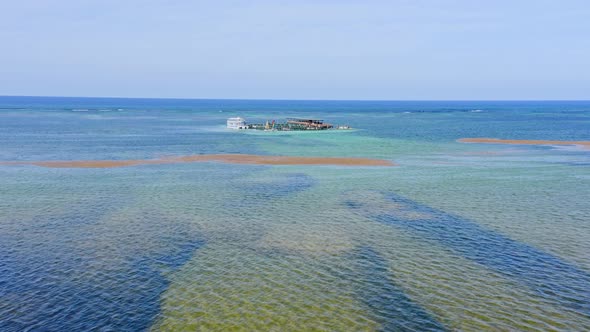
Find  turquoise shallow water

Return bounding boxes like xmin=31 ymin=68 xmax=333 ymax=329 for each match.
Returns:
xmin=1 ymin=97 xmax=589 ymax=331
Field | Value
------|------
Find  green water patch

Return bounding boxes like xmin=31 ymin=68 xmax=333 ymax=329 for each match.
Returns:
xmin=153 ymin=243 xmax=380 ymax=331
xmin=254 ymin=130 xmax=427 ymax=159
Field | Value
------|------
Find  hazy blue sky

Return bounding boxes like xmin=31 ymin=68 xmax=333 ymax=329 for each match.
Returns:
xmin=1 ymin=0 xmax=589 ymax=100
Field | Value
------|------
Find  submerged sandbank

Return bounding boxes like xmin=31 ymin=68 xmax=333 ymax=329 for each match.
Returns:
xmin=458 ymin=138 xmax=590 ymax=149
xmin=2 ymin=154 xmax=395 ymax=168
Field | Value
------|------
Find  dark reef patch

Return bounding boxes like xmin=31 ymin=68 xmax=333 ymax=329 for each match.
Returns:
xmin=345 ymin=192 xmax=590 ymax=318
xmin=352 ymin=246 xmax=447 ymax=332
xmin=0 ymin=207 xmax=205 ymax=332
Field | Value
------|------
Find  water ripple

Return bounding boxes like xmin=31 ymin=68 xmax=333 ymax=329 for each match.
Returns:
xmin=352 ymin=246 xmax=447 ymax=331
xmin=0 ymin=201 xmax=204 ymax=331
xmin=345 ymin=191 xmax=590 ymax=320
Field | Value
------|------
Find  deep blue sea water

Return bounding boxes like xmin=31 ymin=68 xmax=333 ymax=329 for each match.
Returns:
xmin=1 ymin=97 xmax=589 ymax=331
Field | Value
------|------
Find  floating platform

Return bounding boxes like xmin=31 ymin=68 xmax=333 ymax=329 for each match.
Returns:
xmin=227 ymin=118 xmax=351 ymax=131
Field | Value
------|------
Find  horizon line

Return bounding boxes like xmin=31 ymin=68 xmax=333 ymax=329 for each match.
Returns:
xmin=1 ymin=94 xmax=589 ymax=103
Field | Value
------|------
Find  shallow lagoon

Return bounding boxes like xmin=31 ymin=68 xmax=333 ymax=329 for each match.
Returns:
xmin=1 ymin=98 xmax=589 ymax=331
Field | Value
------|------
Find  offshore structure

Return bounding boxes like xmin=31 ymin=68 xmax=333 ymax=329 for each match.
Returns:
xmin=227 ymin=117 xmax=349 ymax=131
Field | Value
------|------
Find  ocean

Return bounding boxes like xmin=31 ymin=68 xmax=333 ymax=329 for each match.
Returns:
xmin=1 ymin=96 xmax=589 ymax=331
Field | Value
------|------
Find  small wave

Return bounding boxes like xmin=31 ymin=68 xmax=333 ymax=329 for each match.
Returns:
xmin=0 ymin=107 xmax=28 ymax=111
xmin=551 ymin=144 xmax=590 ymax=152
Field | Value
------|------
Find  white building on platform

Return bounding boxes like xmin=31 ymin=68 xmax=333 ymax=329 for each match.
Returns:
xmin=227 ymin=117 xmax=247 ymax=129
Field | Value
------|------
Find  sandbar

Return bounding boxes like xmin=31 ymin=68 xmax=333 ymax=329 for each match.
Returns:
xmin=458 ymin=138 xmax=590 ymax=149
xmin=1 ymin=154 xmax=395 ymax=168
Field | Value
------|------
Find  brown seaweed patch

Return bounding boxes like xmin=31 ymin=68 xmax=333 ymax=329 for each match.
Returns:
xmin=1 ymin=154 xmax=395 ymax=168
xmin=458 ymin=138 xmax=590 ymax=149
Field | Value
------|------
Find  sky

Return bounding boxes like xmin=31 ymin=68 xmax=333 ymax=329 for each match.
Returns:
xmin=1 ymin=0 xmax=589 ymax=100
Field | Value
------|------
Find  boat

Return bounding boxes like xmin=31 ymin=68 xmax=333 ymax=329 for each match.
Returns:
xmin=227 ymin=117 xmax=247 ymax=129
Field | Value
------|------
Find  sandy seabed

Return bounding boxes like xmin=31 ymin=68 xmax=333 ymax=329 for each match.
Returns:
xmin=1 ymin=154 xmax=395 ymax=168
